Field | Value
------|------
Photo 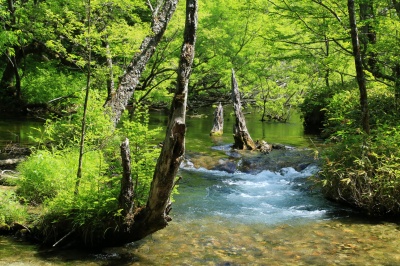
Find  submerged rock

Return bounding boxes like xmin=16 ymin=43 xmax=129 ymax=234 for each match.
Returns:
xmin=183 ymin=146 xmax=318 ymax=174
xmin=211 ymin=159 xmax=237 ymax=173
xmin=255 ymin=140 xmax=272 ymax=154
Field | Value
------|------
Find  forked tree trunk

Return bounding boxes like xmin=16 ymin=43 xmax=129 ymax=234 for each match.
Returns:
xmin=109 ymin=0 xmax=198 ymax=245
xmin=35 ymin=0 xmax=194 ymax=248
xmin=104 ymin=0 xmax=178 ymax=126
xmin=231 ymin=69 xmax=256 ymax=150
xmin=210 ymin=102 xmax=224 ymax=136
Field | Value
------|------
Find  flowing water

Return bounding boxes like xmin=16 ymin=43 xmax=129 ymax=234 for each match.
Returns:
xmin=1 ymin=108 xmax=400 ymax=265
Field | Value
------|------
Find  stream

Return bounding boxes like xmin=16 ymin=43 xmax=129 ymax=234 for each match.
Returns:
xmin=1 ymin=108 xmax=400 ymax=265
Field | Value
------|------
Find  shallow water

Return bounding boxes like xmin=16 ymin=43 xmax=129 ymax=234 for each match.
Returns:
xmin=176 ymin=165 xmax=328 ymax=224
xmin=0 ymin=115 xmax=43 ymax=148
xmin=1 ymin=108 xmax=400 ymax=265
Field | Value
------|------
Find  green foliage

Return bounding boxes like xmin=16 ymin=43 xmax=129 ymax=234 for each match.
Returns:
xmin=320 ymin=126 xmax=400 ymax=216
xmin=16 ymin=149 xmax=110 ymax=206
xmin=254 ymin=61 xmax=303 ymax=122
xmin=121 ymin=106 xmax=163 ymax=206
xmin=30 ymin=90 xmax=115 ymax=149
xmin=0 ymin=0 xmax=150 ymax=110
xmin=322 ymin=88 xmax=360 ymax=138
xmin=20 ymin=147 xmax=122 ymax=243
xmin=322 ymin=83 xmax=399 ymax=139
xmin=17 ymin=98 xmax=163 ymax=237
xmin=17 ymin=150 xmax=75 ymax=204
xmin=299 ymin=80 xmax=349 ymax=134
xmin=318 ymin=75 xmax=400 ymax=216
xmin=0 ymin=191 xmax=28 ymax=226
xmin=21 ymin=60 xmax=86 ymax=104
xmin=40 ymin=150 xmax=120 ymax=233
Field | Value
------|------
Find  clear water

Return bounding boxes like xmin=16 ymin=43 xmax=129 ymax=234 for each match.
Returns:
xmin=1 ymin=107 xmax=400 ymax=265
xmin=175 ymin=165 xmax=329 ymax=224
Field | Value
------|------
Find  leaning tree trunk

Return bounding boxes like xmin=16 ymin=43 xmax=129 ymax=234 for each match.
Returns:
xmin=104 ymin=0 xmax=178 ymax=126
xmin=108 ymin=0 xmax=198 ymax=245
xmin=348 ymin=0 xmax=370 ymax=134
xmin=231 ymin=69 xmax=256 ymax=150
xmin=140 ymin=0 xmax=197 ymax=233
xmin=210 ymin=102 xmax=224 ymax=136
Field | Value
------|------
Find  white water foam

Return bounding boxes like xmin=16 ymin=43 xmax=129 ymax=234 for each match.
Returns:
xmin=176 ymin=164 xmax=330 ymax=224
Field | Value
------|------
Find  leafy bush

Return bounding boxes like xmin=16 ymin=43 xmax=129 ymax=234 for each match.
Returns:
xmin=323 ymin=83 xmax=398 ymax=139
xmin=121 ymin=107 xmax=163 ymax=206
xmin=322 ymin=89 xmax=360 ymax=138
xmin=17 ymin=97 xmax=165 ymax=241
xmin=299 ymin=81 xmax=354 ymax=134
xmin=320 ymin=126 xmax=400 ymax=216
xmin=316 ymin=80 xmax=400 ymax=216
xmin=21 ymin=60 xmax=85 ymax=104
xmin=17 ymin=149 xmax=109 ymax=205
xmin=30 ymin=90 xmax=116 ymax=150
xmin=0 ymin=191 xmax=28 ymax=226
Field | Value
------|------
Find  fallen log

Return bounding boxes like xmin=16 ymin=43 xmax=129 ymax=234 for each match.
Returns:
xmin=0 ymin=158 xmax=25 ymax=166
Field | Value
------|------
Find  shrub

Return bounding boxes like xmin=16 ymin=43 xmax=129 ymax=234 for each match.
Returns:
xmin=320 ymin=126 xmax=400 ymax=216
xmin=322 ymin=83 xmax=399 ymax=139
xmin=16 ymin=149 xmax=110 ymax=205
xmin=299 ymin=81 xmax=354 ymax=134
xmin=317 ymin=80 xmax=400 ymax=216
xmin=17 ymin=98 xmax=166 ymax=242
xmin=121 ymin=107 xmax=163 ymax=207
xmin=0 ymin=191 xmax=28 ymax=226
xmin=21 ymin=60 xmax=85 ymax=105
xmin=30 ymin=90 xmax=116 ymax=150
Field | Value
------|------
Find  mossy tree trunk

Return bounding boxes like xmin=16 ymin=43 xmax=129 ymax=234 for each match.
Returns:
xmin=231 ymin=69 xmax=256 ymax=150
xmin=104 ymin=0 xmax=179 ymax=126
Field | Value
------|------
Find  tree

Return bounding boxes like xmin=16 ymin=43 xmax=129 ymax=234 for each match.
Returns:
xmin=108 ymin=0 xmax=197 ymax=245
xmin=348 ymin=0 xmax=370 ymax=134
xmin=0 ymin=0 xmax=151 ymax=112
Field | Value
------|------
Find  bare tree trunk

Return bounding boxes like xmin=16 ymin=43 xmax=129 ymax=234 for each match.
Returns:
xmin=75 ymin=0 xmax=92 ymax=195
xmin=141 ymin=0 xmax=197 ymax=231
xmin=348 ymin=0 xmax=370 ymax=134
xmin=118 ymin=138 xmax=134 ymax=216
xmin=104 ymin=0 xmax=178 ymax=126
xmin=210 ymin=102 xmax=224 ymax=136
xmin=231 ymin=69 xmax=256 ymax=150
xmin=394 ymin=64 xmax=400 ymax=109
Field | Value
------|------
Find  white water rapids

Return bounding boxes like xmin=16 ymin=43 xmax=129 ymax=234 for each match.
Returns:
xmin=174 ymin=162 xmax=336 ymax=224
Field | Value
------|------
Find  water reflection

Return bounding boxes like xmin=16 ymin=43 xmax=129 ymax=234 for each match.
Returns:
xmin=0 ymin=115 xmax=43 ymax=148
